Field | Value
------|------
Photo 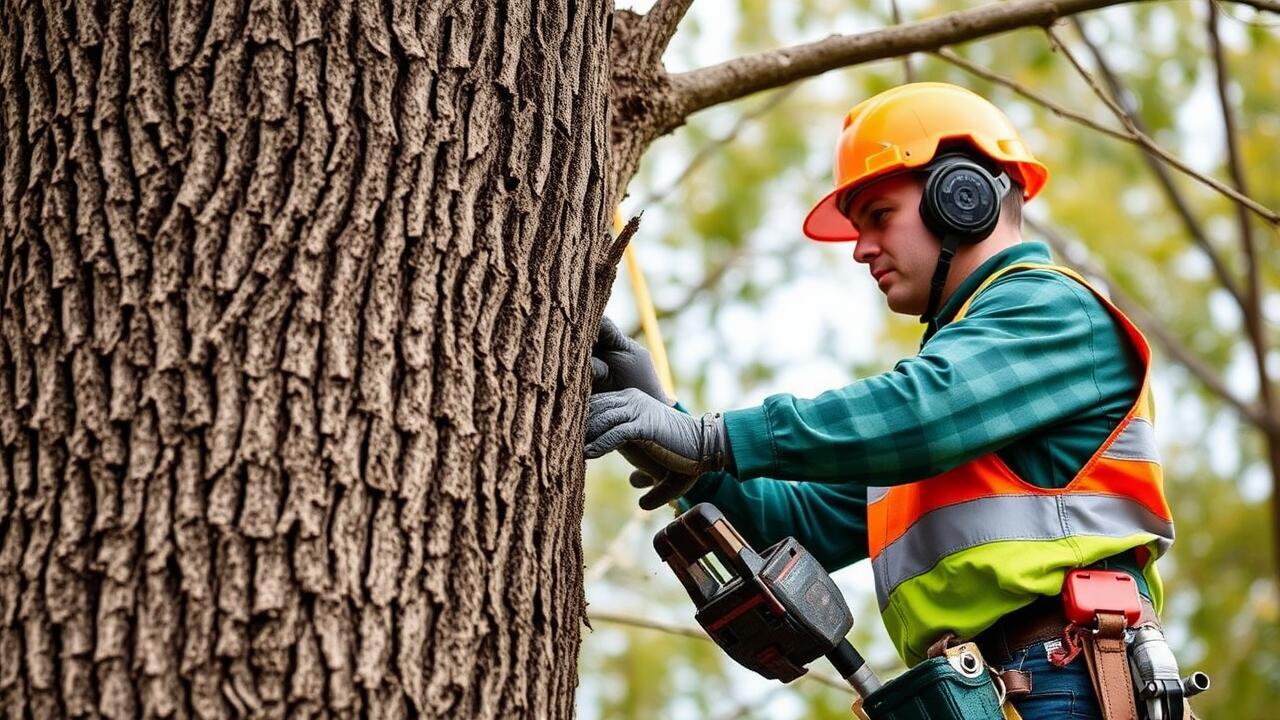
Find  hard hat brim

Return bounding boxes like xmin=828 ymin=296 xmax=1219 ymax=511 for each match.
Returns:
xmin=808 ymin=185 xmax=860 ymax=242
xmin=803 ymin=188 xmax=859 ymax=242
xmin=803 ymin=167 xmax=924 ymax=242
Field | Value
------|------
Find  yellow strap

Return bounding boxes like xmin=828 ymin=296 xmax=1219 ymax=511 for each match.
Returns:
xmin=953 ymin=261 xmax=1092 ymax=321
xmin=953 ymin=260 xmax=1157 ymax=422
xmin=614 ymin=210 xmax=677 ymax=401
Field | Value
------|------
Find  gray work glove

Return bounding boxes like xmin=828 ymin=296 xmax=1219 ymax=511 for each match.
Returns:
xmin=625 ymin=466 xmax=700 ymax=512
xmin=585 ymin=389 xmax=729 ymax=510
xmin=591 ymin=317 xmax=672 ymax=404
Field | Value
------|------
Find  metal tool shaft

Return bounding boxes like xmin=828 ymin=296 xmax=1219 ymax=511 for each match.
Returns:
xmin=826 ymin=639 xmax=883 ymax=698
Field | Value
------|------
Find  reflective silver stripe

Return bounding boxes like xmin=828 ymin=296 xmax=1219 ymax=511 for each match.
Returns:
xmin=1101 ymin=417 xmax=1160 ymax=463
xmin=872 ymin=493 xmax=1174 ymax=609
xmin=867 ymin=486 xmax=890 ymax=504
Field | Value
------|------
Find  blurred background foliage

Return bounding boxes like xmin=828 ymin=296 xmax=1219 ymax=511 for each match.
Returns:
xmin=579 ymin=1 xmax=1280 ymax=717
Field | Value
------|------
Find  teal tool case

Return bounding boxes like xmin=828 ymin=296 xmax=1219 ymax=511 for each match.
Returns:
xmin=860 ymin=644 xmax=1005 ymax=720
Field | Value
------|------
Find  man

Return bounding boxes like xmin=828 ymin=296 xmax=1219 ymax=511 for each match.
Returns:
xmin=586 ymin=83 xmax=1175 ymax=720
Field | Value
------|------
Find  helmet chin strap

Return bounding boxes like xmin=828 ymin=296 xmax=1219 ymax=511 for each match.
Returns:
xmin=921 ymin=234 xmax=963 ymax=332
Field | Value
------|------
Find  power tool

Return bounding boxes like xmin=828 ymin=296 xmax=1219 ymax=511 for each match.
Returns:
xmin=653 ymin=503 xmax=882 ymax=698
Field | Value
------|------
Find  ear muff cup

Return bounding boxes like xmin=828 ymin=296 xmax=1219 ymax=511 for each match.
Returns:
xmin=919 ymin=155 xmax=1011 ymax=244
xmin=915 ymin=153 xmax=1014 ymax=328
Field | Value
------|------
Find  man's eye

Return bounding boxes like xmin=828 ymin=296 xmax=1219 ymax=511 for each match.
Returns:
xmin=871 ymin=209 xmax=890 ymax=226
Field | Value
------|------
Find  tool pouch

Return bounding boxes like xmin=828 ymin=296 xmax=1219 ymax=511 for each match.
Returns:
xmin=856 ymin=642 xmax=1006 ymax=720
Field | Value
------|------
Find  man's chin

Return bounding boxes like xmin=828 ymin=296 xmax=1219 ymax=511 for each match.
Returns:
xmin=884 ymin=292 xmax=925 ymax=316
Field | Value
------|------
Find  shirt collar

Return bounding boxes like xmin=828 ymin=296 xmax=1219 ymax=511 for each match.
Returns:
xmin=921 ymin=242 xmax=1053 ymax=344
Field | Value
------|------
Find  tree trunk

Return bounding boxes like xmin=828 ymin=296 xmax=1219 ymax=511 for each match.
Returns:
xmin=0 ymin=0 xmax=615 ymax=717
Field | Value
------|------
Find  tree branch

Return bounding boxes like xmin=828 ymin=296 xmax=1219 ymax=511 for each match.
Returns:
xmin=586 ymin=610 xmax=856 ymax=693
xmin=589 ymin=609 xmax=710 ymax=640
xmin=1206 ymin=0 xmax=1273 ymax=411
xmin=1205 ymin=1 xmax=1280 ymax=571
xmin=670 ymin=0 xmax=1144 ymax=118
xmin=933 ymin=46 xmax=1249 ymax=311
xmin=1228 ymin=0 xmax=1280 ymax=12
xmin=1046 ymin=24 xmax=1280 ymax=227
xmin=934 ymin=48 xmax=1131 ymax=142
xmin=633 ymin=0 xmax=698 ymax=69
xmin=1063 ymin=18 xmax=1248 ymax=310
xmin=1029 ymin=217 xmax=1274 ymax=432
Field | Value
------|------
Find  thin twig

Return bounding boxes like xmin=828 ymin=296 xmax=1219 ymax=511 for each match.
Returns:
xmin=635 ymin=86 xmax=800 ymax=212
xmin=889 ymin=0 xmax=917 ymax=82
xmin=588 ymin=610 xmax=710 ymax=640
xmin=586 ymin=610 xmax=856 ymax=693
xmin=621 ymin=87 xmax=794 ymax=334
xmin=934 ymin=48 xmax=1131 ymax=143
xmin=1065 ymin=17 xmax=1247 ymax=309
xmin=1206 ymin=1 xmax=1280 ymax=571
xmin=670 ymin=0 xmax=1144 ymax=118
xmin=1226 ymin=0 xmax=1280 ymax=13
xmin=1214 ymin=0 xmax=1280 ymax=26
xmin=1206 ymin=0 xmax=1273 ymax=414
xmin=934 ymin=46 xmax=1248 ymax=311
xmin=585 ymin=506 xmax=649 ymax=585
xmin=1045 ymin=25 xmax=1280 ymax=226
xmin=1047 ymin=25 xmax=1136 ymax=125
xmin=1029 ymin=217 xmax=1273 ymax=432
xmin=626 ymin=246 xmax=750 ymax=337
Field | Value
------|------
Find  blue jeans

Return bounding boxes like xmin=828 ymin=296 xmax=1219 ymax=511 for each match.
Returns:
xmin=1004 ymin=641 xmax=1104 ymax=720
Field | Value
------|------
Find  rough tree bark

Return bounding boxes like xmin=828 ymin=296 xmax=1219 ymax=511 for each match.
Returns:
xmin=0 ymin=0 xmax=615 ymax=717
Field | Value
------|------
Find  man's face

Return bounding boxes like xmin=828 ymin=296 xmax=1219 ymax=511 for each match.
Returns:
xmin=843 ymin=174 xmax=939 ymax=316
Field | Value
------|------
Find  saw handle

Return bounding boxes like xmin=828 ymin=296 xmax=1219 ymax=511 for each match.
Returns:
xmin=652 ymin=503 xmax=765 ymax=606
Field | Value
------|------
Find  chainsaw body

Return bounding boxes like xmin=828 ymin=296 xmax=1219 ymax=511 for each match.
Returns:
xmin=653 ymin=503 xmax=853 ymax=682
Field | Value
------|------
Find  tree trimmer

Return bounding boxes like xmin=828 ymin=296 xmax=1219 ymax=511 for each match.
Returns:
xmin=655 ymin=503 xmax=1021 ymax=720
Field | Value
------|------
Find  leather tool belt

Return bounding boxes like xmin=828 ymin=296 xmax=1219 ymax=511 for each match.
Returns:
xmin=975 ymin=592 xmax=1159 ymax=720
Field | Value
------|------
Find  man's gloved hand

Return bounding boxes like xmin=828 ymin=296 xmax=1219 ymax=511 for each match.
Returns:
xmin=624 ymin=465 xmax=700 ymax=511
xmin=591 ymin=317 xmax=672 ymax=405
xmin=585 ymin=389 xmax=729 ymax=509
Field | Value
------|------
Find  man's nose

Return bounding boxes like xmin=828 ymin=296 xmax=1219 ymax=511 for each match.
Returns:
xmin=852 ymin=239 xmax=877 ymax=264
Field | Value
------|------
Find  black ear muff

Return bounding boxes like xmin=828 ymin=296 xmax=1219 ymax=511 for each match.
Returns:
xmin=917 ymin=154 xmax=1013 ymax=329
xmin=919 ymin=155 xmax=1011 ymax=244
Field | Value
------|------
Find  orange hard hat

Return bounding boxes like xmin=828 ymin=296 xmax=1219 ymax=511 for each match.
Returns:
xmin=803 ymin=82 xmax=1049 ymax=242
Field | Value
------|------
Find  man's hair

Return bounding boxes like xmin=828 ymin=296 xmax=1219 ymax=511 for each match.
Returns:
xmin=1001 ymin=181 xmax=1024 ymax=228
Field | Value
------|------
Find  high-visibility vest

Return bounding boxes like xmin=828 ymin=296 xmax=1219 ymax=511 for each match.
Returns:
xmin=867 ymin=262 xmax=1175 ymax=666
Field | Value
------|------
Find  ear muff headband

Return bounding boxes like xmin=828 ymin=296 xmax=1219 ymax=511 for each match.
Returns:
xmin=918 ymin=154 xmax=1012 ymax=328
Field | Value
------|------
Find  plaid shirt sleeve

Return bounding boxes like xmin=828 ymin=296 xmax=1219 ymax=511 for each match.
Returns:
xmin=723 ymin=269 xmax=1110 ymax=486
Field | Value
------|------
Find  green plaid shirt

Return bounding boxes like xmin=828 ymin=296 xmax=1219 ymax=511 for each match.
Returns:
xmin=683 ymin=242 xmax=1143 ymax=571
